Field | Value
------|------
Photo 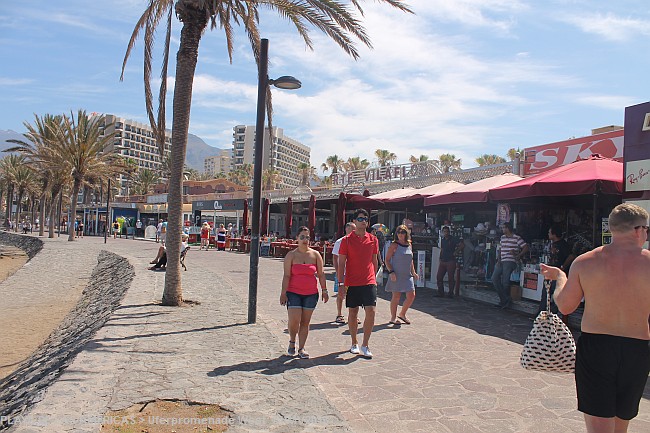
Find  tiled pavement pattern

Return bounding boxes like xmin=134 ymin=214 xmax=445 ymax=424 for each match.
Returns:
xmin=3 ymin=235 xmax=650 ymax=432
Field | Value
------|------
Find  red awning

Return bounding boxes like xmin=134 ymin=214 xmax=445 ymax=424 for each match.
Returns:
xmin=385 ymin=181 xmax=463 ymax=208
xmin=345 ymin=193 xmax=385 ymax=208
xmin=488 ymin=155 xmax=623 ymax=201
xmin=424 ymin=173 xmax=523 ymax=206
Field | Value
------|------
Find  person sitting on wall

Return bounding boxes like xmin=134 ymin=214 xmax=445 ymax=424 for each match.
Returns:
xmin=148 ymin=233 xmax=189 ymax=270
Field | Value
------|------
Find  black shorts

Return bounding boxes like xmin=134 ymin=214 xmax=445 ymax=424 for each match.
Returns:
xmin=345 ymin=285 xmax=377 ymax=309
xmin=576 ymin=332 xmax=650 ymax=420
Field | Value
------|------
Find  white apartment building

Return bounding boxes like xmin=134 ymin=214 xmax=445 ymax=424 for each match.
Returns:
xmin=204 ymin=149 xmax=232 ymax=176
xmin=232 ymin=125 xmax=310 ymax=189
xmin=100 ymin=114 xmax=171 ymax=194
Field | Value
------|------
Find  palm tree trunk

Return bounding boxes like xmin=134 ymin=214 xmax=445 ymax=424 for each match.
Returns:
xmin=15 ymin=191 xmax=22 ymax=232
xmin=48 ymin=190 xmax=58 ymax=238
xmin=162 ymin=5 xmax=208 ymax=306
xmin=39 ymin=191 xmax=46 ymax=236
xmin=68 ymin=179 xmax=81 ymax=241
xmin=5 ymin=185 xmax=12 ymax=226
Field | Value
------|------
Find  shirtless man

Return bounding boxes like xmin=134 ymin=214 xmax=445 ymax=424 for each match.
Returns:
xmin=541 ymin=203 xmax=650 ymax=433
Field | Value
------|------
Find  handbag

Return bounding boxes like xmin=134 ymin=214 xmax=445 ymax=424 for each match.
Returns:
xmin=375 ymin=265 xmax=384 ymax=285
xmin=520 ymin=280 xmax=576 ymax=373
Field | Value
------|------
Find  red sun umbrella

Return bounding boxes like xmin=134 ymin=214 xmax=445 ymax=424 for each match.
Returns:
xmin=308 ymin=195 xmax=316 ymax=240
xmin=387 ymin=181 xmax=463 ymax=208
xmin=424 ymin=173 xmax=523 ymax=206
xmin=285 ymin=196 xmax=293 ymax=239
xmin=242 ymin=199 xmax=248 ymax=236
xmin=261 ymin=198 xmax=270 ymax=236
xmin=337 ymin=192 xmax=347 ymax=238
xmin=488 ymin=155 xmax=623 ymax=201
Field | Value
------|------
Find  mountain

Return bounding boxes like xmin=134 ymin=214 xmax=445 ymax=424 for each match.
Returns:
xmin=185 ymin=133 xmax=223 ymax=171
xmin=0 ymin=130 xmax=25 ymax=153
xmin=0 ymin=129 xmax=221 ymax=171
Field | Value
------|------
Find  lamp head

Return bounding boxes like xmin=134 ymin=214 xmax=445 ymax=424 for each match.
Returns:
xmin=269 ymin=75 xmax=301 ymax=90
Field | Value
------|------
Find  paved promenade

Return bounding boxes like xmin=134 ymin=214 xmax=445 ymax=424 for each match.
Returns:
xmin=3 ymin=235 xmax=650 ymax=432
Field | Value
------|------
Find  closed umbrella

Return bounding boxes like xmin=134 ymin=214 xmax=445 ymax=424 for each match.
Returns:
xmin=308 ymin=194 xmax=316 ymax=240
xmin=261 ymin=198 xmax=270 ymax=236
xmin=336 ymin=192 xmax=347 ymax=238
xmin=285 ymin=196 xmax=293 ymax=239
xmin=242 ymin=199 xmax=248 ymax=236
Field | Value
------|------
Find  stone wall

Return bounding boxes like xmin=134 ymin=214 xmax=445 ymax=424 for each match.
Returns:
xmin=0 ymin=233 xmax=43 ymax=260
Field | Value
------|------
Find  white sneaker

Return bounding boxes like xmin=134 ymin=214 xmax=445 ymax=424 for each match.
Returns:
xmin=349 ymin=344 xmax=360 ymax=354
xmin=360 ymin=346 xmax=373 ymax=359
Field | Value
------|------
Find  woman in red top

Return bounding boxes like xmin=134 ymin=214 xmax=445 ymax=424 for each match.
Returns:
xmin=200 ymin=222 xmax=210 ymax=250
xmin=280 ymin=226 xmax=329 ymax=359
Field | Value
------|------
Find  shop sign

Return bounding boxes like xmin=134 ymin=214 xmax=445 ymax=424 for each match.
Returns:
xmin=192 ymin=199 xmax=247 ymax=212
xmin=523 ymin=130 xmax=624 ymax=175
xmin=625 ymin=159 xmax=650 ymax=192
xmin=602 ymin=218 xmax=612 ymax=245
xmin=416 ymin=250 xmax=426 ymax=287
xmin=330 ymin=161 xmax=440 ymax=186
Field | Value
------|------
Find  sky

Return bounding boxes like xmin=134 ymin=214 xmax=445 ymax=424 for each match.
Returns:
xmin=1 ymin=0 xmax=650 ymax=174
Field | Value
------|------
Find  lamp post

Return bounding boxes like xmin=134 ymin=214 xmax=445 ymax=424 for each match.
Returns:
xmin=248 ymin=38 xmax=301 ymax=324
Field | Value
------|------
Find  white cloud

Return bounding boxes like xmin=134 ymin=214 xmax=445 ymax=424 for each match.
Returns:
xmin=562 ymin=12 xmax=650 ymax=41
xmin=0 ymin=77 xmax=34 ymax=86
xmin=574 ymin=94 xmax=641 ymax=111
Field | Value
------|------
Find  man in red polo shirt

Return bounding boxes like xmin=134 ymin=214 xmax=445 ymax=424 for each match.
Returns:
xmin=338 ymin=208 xmax=379 ymax=359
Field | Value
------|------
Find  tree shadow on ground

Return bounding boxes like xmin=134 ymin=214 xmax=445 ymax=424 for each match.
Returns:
xmin=375 ymin=287 xmax=535 ymax=346
xmin=207 ymin=351 xmax=359 ymax=377
xmin=93 ymin=323 xmax=247 ymax=343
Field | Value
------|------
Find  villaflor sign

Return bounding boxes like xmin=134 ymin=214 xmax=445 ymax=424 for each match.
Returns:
xmin=331 ymin=161 xmax=442 ymax=186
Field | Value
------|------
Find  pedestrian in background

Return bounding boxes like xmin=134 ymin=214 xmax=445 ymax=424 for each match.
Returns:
xmin=436 ymin=226 xmax=461 ymax=298
xmin=384 ymin=224 xmax=418 ymax=325
xmin=200 ymin=222 xmax=210 ymax=250
xmin=491 ymin=222 xmax=528 ymax=309
xmin=280 ymin=226 xmax=328 ymax=359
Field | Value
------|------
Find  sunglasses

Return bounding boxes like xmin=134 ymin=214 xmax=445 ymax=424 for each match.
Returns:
xmin=634 ymin=225 xmax=649 ymax=233
xmin=298 ymin=234 xmax=310 ymax=240
xmin=355 ymin=217 xmax=368 ymax=222
xmin=397 ymin=230 xmax=407 ymax=235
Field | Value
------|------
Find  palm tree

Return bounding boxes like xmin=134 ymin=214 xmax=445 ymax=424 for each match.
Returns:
xmin=262 ymin=168 xmax=282 ymax=190
xmin=13 ymin=164 xmax=37 ymax=229
xmin=6 ymin=113 xmax=65 ymax=236
xmin=297 ymin=162 xmax=319 ymax=186
xmin=507 ymin=147 xmax=523 ymax=160
xmin=123 ymin=0 xmax=413 ymax=306
xmin=320 ymin=155 xmax=344 ymax=175
xmin=439 ymin=153 xmax=462 ymax=173
xmin=132 ymin=168 xmax=161 ymax=195
xmin=158 ymin=154 xmax=173 ymax=180
xmin=374 ymin=149 xmax=397 ymax=167
xmin=319 ymin=176 xmax=332 ymax=188
xmin=409 ymin=154 xmax=429 ymax=163
xmin=344 ymin=156 xmax=371 ymax=171
xmin=475 ymin=154 xmax=506 ymax=166
xmin=45 ymin=110 xmax=117 ymax=241
xmin=214 ymin=171 xmax=227 ymax=180
xmin=0 ymin=154 xmax=24 ymax=228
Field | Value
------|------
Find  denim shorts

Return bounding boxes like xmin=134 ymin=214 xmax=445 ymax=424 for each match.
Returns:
xmin=286 ymin=292 xmax=319 ymax=310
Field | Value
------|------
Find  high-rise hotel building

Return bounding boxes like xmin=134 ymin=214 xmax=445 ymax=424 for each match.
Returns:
xmin=100 ymin=114 xmax=171 ymax=194
xmin=204 ymin=149 xmax=232 ymax=176
xmin=232 ymin=125 xmax=310 ymax=189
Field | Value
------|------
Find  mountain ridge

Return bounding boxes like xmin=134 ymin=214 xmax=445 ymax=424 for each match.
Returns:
xmin=0 ymin=129 xmax=220 ymax=171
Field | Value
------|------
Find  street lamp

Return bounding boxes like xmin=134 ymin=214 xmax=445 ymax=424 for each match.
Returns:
xmin=248 ymin=38 xmax=301 ymax=324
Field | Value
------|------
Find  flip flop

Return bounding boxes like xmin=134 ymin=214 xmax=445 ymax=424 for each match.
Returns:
xmin=397 ymin=316 xmax=411 ymax=325
xmin=389 ymin=319 xmax=401 ymax=325
xmin=335 ymin=315 xmax=346 ymax=324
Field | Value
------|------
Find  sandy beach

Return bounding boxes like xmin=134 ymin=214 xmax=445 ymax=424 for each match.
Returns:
xmin=0 ymin=244 xmax=87 ymax=379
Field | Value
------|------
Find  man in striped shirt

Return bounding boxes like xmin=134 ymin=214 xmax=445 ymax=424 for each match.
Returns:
xmin=491 ymin=222 xmax=529 ymax=309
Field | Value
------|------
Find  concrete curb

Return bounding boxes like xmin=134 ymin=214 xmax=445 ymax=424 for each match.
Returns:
xmin=0 ymin=232 xmax=44 ymax=260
